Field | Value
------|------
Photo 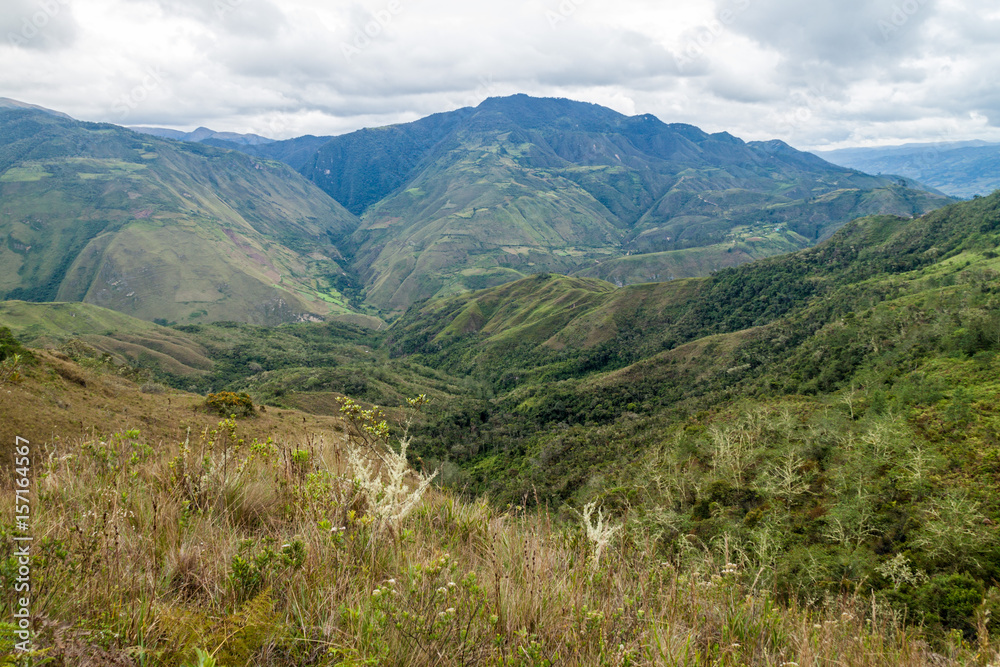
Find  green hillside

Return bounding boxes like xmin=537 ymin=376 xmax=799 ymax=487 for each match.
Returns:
xmin=0 ymin=108 xmax=366 ymax=325
xmin=355 ymin=192 xmax=1000 ymax=638
xmin=0 ymin=300 xmax=214 ymax=377
xmin=2 ymin=349 xmax=983 ymax=665
xmin=295 ymin=96 xmax=954 ymax=313
xmin=6 ymin=97 xmax=1000 ymax=652
xmin=5 ymin=191 xmax=1000 ymax=649
xmin=1 ymin=97 xmax=955 ymax=320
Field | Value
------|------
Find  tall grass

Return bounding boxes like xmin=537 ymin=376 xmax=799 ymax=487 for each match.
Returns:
xmin=2 ymin=411 xmax=996 ymax=666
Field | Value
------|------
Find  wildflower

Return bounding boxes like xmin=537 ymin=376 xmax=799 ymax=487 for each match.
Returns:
xmin=437 ymin=587 xmax=448 ymax=595
xmin=387 ymin=578 xmax=397 ymax=585
xmin=447 ymin=581 xmax=456 ymax=588
xmin=446 ymin=607 xmax=455 ymax=614
xmin=372 ymin=589 xmax=381 ymax=597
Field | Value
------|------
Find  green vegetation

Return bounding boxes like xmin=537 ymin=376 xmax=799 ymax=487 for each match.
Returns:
xmin=294 ymin=95 xmax=953 ymax=313
xmin=0 ymin=98 xmax=956 ymax=320
xmin=6 ymin=98 xmax=1000 ymax=662
xmin=0 ymin=325 xmax=29 ymax=362
xmin=0 ymin=107 xmax=363 ymax=325
xmin=205 ymin=391 xmax=255 ymax=417
xmin=6 ymin=191 xmax=999 ymax=648
xmin=374 ymin=192 xmax=1000 ymax=639
xmin=2 ymin=372 xmax=994 ymax=665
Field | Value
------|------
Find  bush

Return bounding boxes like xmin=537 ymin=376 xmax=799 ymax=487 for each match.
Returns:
xmin=0 ymin=326 xmax=30 ymax=362
xmin=205 ymin=391 xmax=255 ymax=417
xmin=907 ymin=573 xmax=985 ymax=639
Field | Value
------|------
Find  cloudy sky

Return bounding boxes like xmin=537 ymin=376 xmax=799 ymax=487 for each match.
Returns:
xmin=2 ymin=0 xmax=999 ymax=149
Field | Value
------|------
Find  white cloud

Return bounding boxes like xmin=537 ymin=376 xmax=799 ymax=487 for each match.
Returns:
xmin=1 ymin=0 xmax=998 ymax=149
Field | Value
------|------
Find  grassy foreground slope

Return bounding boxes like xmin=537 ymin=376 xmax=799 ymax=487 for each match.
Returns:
xmin=1 ymin=351 xmax=993 ymax=666
xmin=0 ymin=108 xmax=365 ymax=325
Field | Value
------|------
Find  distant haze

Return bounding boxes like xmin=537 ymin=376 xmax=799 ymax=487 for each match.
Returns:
xmin=2 ymin=0 xmax=1000 ymax=149
xmin=819 ymin=141 xmax=1000 ymax=199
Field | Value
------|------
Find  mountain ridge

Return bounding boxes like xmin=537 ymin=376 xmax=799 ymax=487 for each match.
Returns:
xmin=129 ymin=125 xmax=276 ymax=146
xmin=322 ymin=95 xmax=954 ymax=312
xmin=0 ymin=107 xmax=372 ymax=326
xmin=0 ymin=95 xmax=960 ymax=318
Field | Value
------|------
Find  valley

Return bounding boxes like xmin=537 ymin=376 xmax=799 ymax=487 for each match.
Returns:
xmin=2 ymin=94 xmax=1000 ymax=665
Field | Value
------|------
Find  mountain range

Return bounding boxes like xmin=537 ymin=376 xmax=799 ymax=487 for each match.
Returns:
xmin=0 ymin=95 xmax=956 ymax=322
xmin=4 ymin=94 xmax=1000 ymax=647
xmin=254 ymin=95 xmax=955 ymax=312
xmin=818 ymin=140 xmax=1000 ymax=199
xmin=130 ymin=125 xmax=277 ymax=147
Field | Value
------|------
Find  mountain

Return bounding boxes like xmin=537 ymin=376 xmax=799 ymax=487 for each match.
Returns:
xmin=0 ymin=95 xmax=958 ymax=320
xmin=249 ymin=134 xmax=338 ymax=171
xmin=0 ymin=106 xmax=373 ymax=326
xmin=279 ymin=95 xmax=953 ymax=313
xmin=0 ymin=96 xmax=73 ymax=119
xmin=818 ymin=141 xmax=1000 ymax=199
xmin=129 ymin=125 xmax=276 ymax=146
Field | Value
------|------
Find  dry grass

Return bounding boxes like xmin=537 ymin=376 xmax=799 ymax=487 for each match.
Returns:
xmin=2 ymin=354 xmax=998 ymax=665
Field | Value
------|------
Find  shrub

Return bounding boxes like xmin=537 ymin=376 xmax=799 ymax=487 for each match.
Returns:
xmin=0 ymin=326 xmax=29 ymax=362
xmin=340 ymin=395 xmax=438 ymax=533
xmin=205 ymin=391 xmax=255 ymax=417
xmin=0 ymin=354 xmax=23 ymax=385
xmin=908 ymin=573 xmax=985 ymax=639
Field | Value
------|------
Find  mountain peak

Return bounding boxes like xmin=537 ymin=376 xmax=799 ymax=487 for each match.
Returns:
xmin=128 ymin=125 xmax=275 ymax=146
xmin=474 ymin=94 xmax=627 ymax=129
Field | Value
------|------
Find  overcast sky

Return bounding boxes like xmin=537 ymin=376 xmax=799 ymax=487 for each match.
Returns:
xmin=2 ymin=0 xmax=999 ymax=149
